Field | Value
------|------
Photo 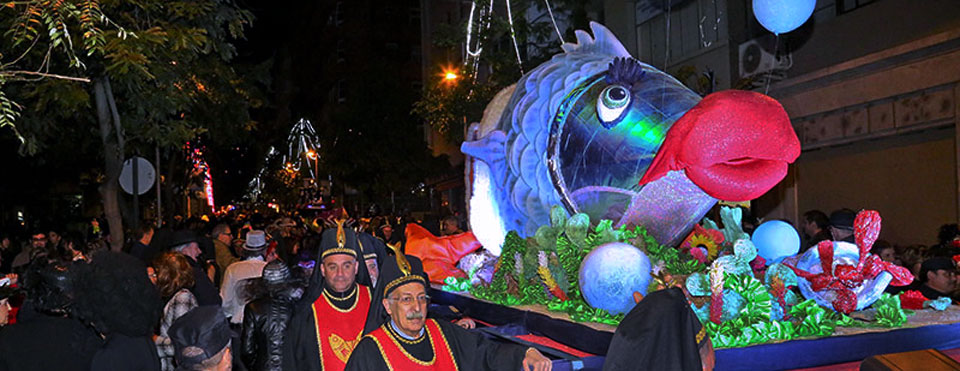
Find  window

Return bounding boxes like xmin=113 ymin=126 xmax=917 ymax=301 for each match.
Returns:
xmin=336 ymin=40 xmax=346 ymax=64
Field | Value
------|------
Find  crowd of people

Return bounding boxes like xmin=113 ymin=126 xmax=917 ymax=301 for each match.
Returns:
xmin=0 ymin=205 xmax=957 ymax=370
xmin=0 ymin=209 xmax=550 ymax=371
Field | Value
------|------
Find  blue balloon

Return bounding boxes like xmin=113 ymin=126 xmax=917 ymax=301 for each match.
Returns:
xmin=753 ymin=0 xmax=816 ymax=35
xmin=579 ymin=242 xmax=652 ymax=315
xmin=752 ymin=220 xmax=800 ymax=264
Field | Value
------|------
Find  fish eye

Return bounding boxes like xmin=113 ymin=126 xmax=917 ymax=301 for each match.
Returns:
xmin=597 ymin=84 xmax=631 ymax=126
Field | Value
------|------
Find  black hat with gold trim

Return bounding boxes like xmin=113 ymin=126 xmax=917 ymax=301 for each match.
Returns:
xmin=361 ymin=243 xmax=429 ymax=334
xmin=318 ymin=219 xmax=360 ymax=262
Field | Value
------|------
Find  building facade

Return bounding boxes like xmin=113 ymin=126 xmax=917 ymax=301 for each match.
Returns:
xmin=604 ymin=0 xmax=960 ymax=245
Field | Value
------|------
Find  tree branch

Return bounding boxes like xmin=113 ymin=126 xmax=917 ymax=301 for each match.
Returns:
xmin=0 ymin=70 xmax=90 ymax=82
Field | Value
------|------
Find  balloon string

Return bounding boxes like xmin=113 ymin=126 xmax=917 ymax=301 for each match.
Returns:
xmin=764 ymin=34 xmax=780 ymax=96
xmin=544 ymin=0 xmax=565 ymax=44
xmin=506 ymin=0 xmax=524 ymax=75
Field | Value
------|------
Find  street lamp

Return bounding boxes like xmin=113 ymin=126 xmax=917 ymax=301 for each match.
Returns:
xmin=442 ymin=68 xmax=458 ymax=84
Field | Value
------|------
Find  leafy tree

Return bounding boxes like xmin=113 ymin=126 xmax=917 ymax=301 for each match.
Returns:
xmin=1 ymin=0 xmax=256 ymax=250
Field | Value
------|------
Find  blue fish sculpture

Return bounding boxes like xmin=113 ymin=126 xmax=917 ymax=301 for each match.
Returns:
xmin=462 ymin=22 xmax=800 ymax=255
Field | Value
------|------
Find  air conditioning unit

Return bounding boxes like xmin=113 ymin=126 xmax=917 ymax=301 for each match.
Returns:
xmin=738 ymin=39 xmax=792 ymax=78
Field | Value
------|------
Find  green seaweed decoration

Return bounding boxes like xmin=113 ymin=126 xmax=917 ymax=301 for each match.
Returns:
xmin=640 ymin=226 xmax=706 ymax=275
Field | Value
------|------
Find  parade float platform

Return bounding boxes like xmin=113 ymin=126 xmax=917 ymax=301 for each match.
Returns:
xmin=430 ymin=287 xmax=960 ymax=370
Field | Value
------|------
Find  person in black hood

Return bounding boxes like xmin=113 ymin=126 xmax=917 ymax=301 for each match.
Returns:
xmin=357 ymin=232 xmax=387 ymax=288
xmin=603 ymin=287 xmax=714 ymax=371
xmin=240 ymin=260 xmax=306 ymax=371
xmin=0 ymin=261 xmax=104 ymax=371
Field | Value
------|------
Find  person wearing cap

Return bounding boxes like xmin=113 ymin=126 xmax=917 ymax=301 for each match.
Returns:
xmin=918 ymin=257 xmax=958 ymax=301
xmin=240 ymin=260 xmax=305 ymax=371
xmin=602 ymin=288 xmax=714 ymax=371
xmin=283 ymin=220 xmax=375 ymax=371
xmin=345 ymin=250 xmax=552 ymax=371
xmin=169 ymin=230 xmax=221 ymax=306
xmin=828 ymin=209 xmax=857 ymax=243
xmin=220 ymin=230 xmax=269 ymax=324
xmin=169 ymin=306 xmax=232 ymax=371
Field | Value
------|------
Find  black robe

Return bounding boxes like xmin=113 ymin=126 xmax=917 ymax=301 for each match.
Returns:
xmin=344 ymin=319 xmax=526 ymax=371
xmin=282 ymin=282 xmax=370 ymax=371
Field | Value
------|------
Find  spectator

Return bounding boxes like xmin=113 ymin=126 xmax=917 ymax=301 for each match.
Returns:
xmin=153 ymin=252 xmax=200 ymax=371
xmin=169 ymin=306 xmax=233 ymax=371
xmin=77 ymin=252 xmax=163 ymax=371
xmin=440 ymin=215 xmax=464 ymax=236
xmin=220 ymin=230 xmax=268 ymax=325
xmin=240 ymin=260 xmax=304 ymax=371
xmin=130 ymin=224 xmax=155 ymax=263
xmin=800 ymin=210 xmax=831 ymax=252
xmin=11 ymin=232 xmax=48 ymax=271
xmin=0 ymin=284 xmax=19 ymax=327
xmin=0 ymin=262 xmax=103 ymax=370
xmin=0 ymin=235 xmax=19 ymax=274
xmin=828 ymin=209 xmax=857 ymax=243
xmin=47 ymin=229 xmax=63 ymax=255
xmin=210 ymin=223 xmax=238 ymax=275
xmin=917 ymin=257 xmax=957 ymax=301
xmin=61 ymin=232 xmax=89 ymax=262
xmin=168 ymin=231 xmax=221 ymax=306
xmin=871 ymin=240 xmax=895 ymax=263
xmin=931 ymin=223 xmax=960 ymax=257
xmin=899 ymin=245 xmax=927 ymax=278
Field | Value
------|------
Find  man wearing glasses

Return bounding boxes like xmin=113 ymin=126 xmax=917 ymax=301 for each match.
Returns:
xmin=11 ymin=232 xmax=48 ymax=271
xmin=347 ymin=250 xmax=552 ymax=371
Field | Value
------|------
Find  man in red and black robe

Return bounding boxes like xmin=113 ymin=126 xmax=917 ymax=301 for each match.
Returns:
xmin=345 ymin=251 xmax=552 ymax=371
xmin=283 ymin=221 xmax=374 ymax=371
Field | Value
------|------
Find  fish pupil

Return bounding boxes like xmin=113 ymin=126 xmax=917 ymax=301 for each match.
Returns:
xmin=608 ymin=87 xmax=627 ymax=102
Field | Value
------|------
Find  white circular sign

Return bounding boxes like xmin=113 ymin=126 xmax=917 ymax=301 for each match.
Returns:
xmin=119 ymin=156 xmax=156 ymax=195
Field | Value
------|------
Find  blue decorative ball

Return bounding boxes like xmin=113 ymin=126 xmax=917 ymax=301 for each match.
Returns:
xmin=753 ymin=220 xmax=800 ymax=264
xmin=579 ymin=242 xmax=652 ymax=315
xmin=753 ymin=0 xmax=816 ymax=35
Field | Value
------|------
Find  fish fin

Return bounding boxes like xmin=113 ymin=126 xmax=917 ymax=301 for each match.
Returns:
xmin=561 ymin=22 xmax=631 ymax=58
xmin=461 ymin=130 xmax=509 ymax=184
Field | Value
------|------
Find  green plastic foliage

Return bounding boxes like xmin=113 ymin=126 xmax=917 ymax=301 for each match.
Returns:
xmin=873 ymin=293 xmax=911 ymax=327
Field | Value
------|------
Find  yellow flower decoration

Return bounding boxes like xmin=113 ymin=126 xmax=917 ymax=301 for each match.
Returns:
xmin=690 ymin=234 xmax=719 ymax=260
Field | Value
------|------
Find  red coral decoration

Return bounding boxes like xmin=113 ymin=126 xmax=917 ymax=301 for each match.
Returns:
xmin=709 ymin=292 xmax=724 ymax=324
xmin=899 ymin=290 xmax=926 ymax=310
xmin=750 ymin=255 xmax=767 ymax=277
xmin=786 ymin=210 xmax=915 ymax=314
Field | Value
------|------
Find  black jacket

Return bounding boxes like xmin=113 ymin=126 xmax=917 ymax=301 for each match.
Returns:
xmin=188 ymin=257 xmax=222 ymax=306
xmin=241 ymin=297 xmax=296 ymax=371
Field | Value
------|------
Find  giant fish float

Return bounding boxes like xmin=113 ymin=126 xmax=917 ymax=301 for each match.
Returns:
xmin=462 ymin=22 xmax=801 ymax=255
